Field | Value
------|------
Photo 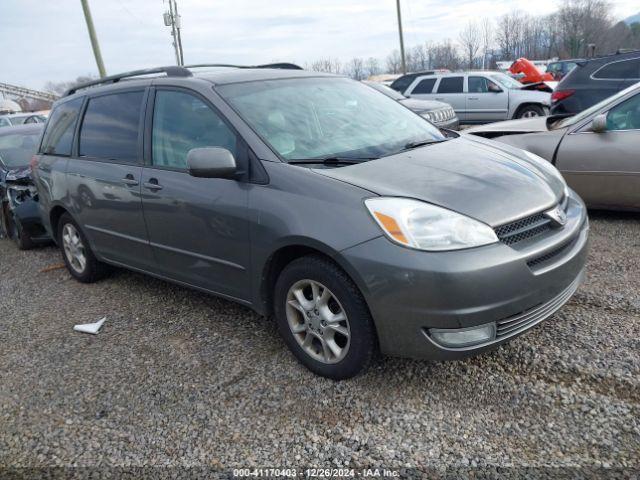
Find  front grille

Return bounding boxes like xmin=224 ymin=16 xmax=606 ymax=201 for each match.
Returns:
xmin=495 ymin=273 xmax=582 ymax=338
xmin=494 ymin=196 xmax=568 ymax=247
xmin=527 ymin=238 xmax=575 ymax=269
xmin=494 ymin=212 xmax=553 ymax=245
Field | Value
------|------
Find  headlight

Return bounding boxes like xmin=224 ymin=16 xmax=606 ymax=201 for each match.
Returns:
xmin=420 ymin=112 xmax=434 ymax=122
xmin=365 ymin=197 xmax=498 ymax=251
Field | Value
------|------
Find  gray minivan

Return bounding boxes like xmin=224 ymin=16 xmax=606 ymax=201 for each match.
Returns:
xmin=33 ymin=66 xmax=589 ymax=379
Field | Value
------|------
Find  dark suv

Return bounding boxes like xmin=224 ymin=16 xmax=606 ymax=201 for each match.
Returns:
xmin=33 ymin=65 xmax=587 ymax=379
xmin=551 ymin=50 xmax=640 ymax=114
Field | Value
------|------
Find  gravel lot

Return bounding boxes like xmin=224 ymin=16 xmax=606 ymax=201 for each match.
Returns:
xmin=1 ymin=212 xmax=639 ymax=476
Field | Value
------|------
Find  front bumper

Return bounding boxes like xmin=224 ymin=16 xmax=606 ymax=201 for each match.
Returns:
xmin=340 ymin=191 xmax=589 ymax=360
xmin=435 ymin=117 xmax=460 ymax=130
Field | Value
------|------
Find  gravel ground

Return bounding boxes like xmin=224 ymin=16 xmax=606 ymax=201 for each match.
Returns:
xmin=1 ymin=212 xmax=639 ymax=477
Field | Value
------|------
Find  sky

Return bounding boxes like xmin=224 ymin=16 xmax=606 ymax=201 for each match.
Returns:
xmin=2 ymin=0 xmax=638 ymax=91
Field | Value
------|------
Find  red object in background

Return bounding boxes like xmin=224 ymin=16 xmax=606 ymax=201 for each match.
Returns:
xmin=509 ymin=58 xmax=554 ymax=84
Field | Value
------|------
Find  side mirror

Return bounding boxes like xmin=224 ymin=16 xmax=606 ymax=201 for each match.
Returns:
xmin=591 ymin=113 xmax=608 ymax=133
xmin=488 ymin=83 xmax=502 ymax=93
xmin=187 ymin=147 xmax=237 ymax=179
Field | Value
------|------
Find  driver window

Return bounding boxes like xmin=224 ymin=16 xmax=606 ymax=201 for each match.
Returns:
xmin=152 ymin=90 xmax=237 ymax=169
xmin=468 ymin=77 xmax=499 ymax=93
xmin=606 ymin=94 xmax=640 ymax=131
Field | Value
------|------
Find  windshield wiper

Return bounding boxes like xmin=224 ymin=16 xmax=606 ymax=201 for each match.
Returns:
xmin=403 ymin=138 xmax=449 ymax=150
xmin=288 ymin=156 xmax=378 ymax=165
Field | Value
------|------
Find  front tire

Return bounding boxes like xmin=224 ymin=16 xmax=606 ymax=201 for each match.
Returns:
xmin=274 ymin=255 xmax=376 ymax=380
xmin=57 ymin=213 xmax=108 ymax=283
xmin=515 ymin=104 xmax=545 ymax=119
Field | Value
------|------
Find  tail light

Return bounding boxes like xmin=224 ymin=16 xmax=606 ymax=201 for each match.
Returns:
xmin=30 ymin=155 xmax=39 ymax=173
xmin=551 ymin=89 xmax=575 ymax=103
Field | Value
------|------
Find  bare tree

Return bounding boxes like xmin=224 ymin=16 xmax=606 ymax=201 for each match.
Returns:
xmin=365 ymin=57 xmax=380 ymax=77
xmin=557 ymin=0 xmax=612 ymax=56
xmin=344 ymin=57 xmax=366 ymax=80
xmin=458 ymin=21 xmax=482 ymax=68
xmin=427 ymin=40 xmax=462 ymax=70
xmin=44 ymin=75 xmax=97 ymax=96
xmin=307 ymin=58 xmax=342 ymax=74
xmin=385 ymin=50 xmax=402 ymax=74
xmin=480 ymin=18 xmax=493 ymax=68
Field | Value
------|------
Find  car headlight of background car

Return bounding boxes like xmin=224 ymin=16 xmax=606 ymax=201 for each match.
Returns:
xmin=365 ymin=197 xmax=498 ymax=251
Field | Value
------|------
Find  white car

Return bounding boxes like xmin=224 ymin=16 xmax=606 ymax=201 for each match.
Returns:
xmin=397 ymin=71 xmax=551 ymax=124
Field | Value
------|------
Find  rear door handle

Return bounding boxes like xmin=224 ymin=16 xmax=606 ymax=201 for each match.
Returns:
xmin=143 ymin=178 xmax=163 ymax=191
xmin=122 ymin=174 xmax=139 ymax=186
xmin=468 ymin=97 xmax=479 ymax=100
xmin=435 ymin=97 xmax=445 ymax=101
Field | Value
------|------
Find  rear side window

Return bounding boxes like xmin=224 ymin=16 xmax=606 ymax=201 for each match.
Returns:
xmin=152 ymin=90 xmax=237 ymax=169
xmin=79 ymin=91 xmax=144 ymax=162
xmin=411 ymin=78 xmax=436 ymax=94
xmin=593 ymin=58 xmax=640 ymax=80
xmin=389 ymin=75 xmax=416 ymax=93
xmin=437 ymin=77 xmax=464 ymax=93
xmin=40 ymin=98 xmax=83 ymax=156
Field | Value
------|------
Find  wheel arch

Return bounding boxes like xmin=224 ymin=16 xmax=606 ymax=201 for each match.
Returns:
xmin=513 ymin=102 xmax=546 ymax=119
xmin=258 ymin=237 xmax=370 ymax=319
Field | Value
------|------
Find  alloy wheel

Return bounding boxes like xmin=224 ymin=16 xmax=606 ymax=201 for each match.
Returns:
xmin=62 ymin=223 xmax=87 ymax=274
xmin=285 ymin=279 xmax=351 ymax=364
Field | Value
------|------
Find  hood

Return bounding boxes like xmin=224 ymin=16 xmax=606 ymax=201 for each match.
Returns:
xmin=520 ymin=81 xmax=558 ymax=93
xmin=399 ymin=98 xmax=450 ymax=113
xmin=314 ymin=135 xmax=564 ymax=227
xmin=464 ymin=116 xmax=552 ymax=135
xmin=4 ymin=166 xmax=33 ymax=183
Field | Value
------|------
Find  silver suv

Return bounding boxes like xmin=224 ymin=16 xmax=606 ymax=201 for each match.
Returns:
xmin=400 ymin=71 xmax=551 ymax=124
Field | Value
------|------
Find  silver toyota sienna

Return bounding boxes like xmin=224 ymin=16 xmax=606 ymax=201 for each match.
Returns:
xmin=33 ymin=65 xmax=589 ymax=379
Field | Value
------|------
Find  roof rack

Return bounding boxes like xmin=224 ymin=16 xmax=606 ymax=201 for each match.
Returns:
xmin=62 ymin=63 xmax=303 ymax=97
xmin=183 ymin=62 xmax=303 ymax=70
xmin=63 ymin=66 xmax=192 ymax=96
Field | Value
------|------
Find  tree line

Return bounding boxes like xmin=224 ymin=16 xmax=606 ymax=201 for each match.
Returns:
xmin=308 ymin=0 xmax=640 ymax=79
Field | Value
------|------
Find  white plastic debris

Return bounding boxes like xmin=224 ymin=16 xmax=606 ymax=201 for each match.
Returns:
xmin=73 ymin=317 xmax=106 ymax=335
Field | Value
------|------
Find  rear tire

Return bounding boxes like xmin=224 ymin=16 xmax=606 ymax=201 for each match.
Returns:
xmin=57 ymin=213 xmax=108 ymax=283
xmin=274 ymin=255 xmax=376 ymax=380
xmin=515 ymin=104 xmax=545 ymax=119
xmin=9 ymin=213 xmax=35 ymax=250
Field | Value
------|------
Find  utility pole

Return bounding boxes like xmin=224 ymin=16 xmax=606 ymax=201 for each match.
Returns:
xmin=396 ymin=0 xmax=406 ymax=75
xmin=80 ymin=0 xmax=106 ymax=78
xmin=164 ymin=0 xmax=184 ymax=66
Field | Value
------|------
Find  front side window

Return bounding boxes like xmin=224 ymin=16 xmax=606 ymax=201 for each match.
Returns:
xmin=436 ymin=77 xmax=463 ymax=94
xmin=412 ymin=78 xmax=436 ymax=94
xmin=152 ymin=90 xmax=237 ymax=169
xmin=594 ymin=58 xmax=640 ymax=80
xmin=79 ymin=91 xmax=144 ymax=162
xmin=40 ymin=98 xmax=83 ymax=156
xmin=218 ymin=77 xmax=444 ymax=161
xmin=606 ymin=93 xmax=640 ymax=131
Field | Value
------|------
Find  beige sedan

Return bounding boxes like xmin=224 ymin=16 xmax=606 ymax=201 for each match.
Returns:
xmin=466 ymin=82 xmax=640 ymax=211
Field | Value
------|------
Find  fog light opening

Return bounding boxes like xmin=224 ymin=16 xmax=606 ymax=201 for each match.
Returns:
xmin=429 ymin=323 xmax=496 ymax=348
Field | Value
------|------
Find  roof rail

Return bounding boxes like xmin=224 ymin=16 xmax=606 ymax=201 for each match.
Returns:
xmin=183 ymin=62 xmax=303 ymax=70
xmin=63 ymin=66 xmax=193 ymax=96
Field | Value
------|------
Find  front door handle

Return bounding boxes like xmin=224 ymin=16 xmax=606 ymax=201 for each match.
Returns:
xmin=143 ymin=178 xmax=163 ymax=191
xmin=122 ymin=174 xmax=139 ymax=186
xmin=468 ymin=97 xmax=479 ymax=100
xmin=435 ymin=97 xmax=445 ymax=101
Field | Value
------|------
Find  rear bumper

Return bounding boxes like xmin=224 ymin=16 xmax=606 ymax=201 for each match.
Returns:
xmin=340 ymin=191 xmax=589 ymax=360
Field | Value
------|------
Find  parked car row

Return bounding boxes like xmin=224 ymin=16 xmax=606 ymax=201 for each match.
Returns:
xmin=0 ymin=112 xmax=47 ymax=128
xmin=388 ymin=70 xmax=552 ymax=123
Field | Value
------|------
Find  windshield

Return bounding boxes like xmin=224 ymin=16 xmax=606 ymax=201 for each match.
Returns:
xmin=364 ymin=82 xmax=406 ymax=100
xmin=218 ymin=77 xmax=444 ymax=161
xmin=554 ymin=82 xmax=640 ymax=129
xmin=489 ymin=73 xmax=523 ymax=90
xmin=0 ymin=131 xmax=40 ymax=167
